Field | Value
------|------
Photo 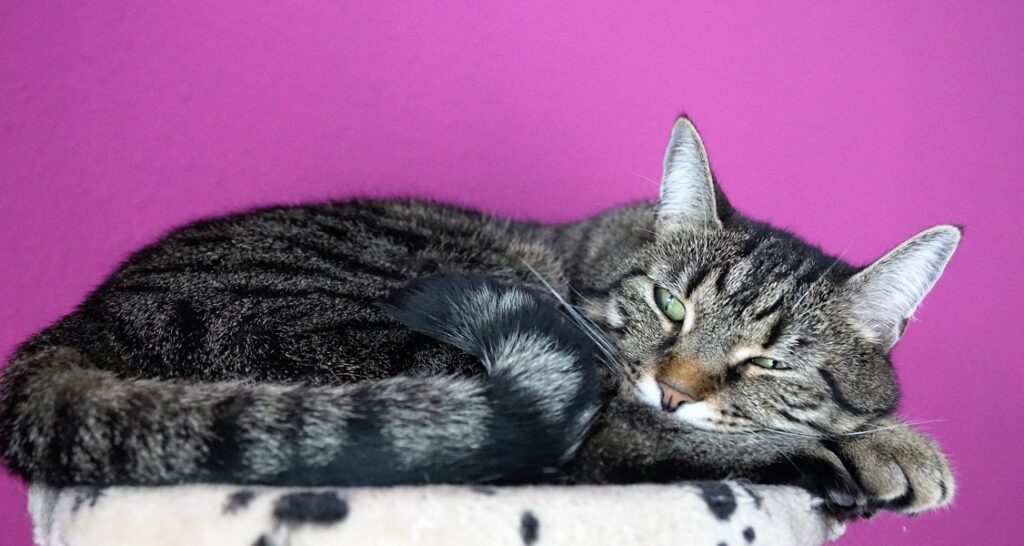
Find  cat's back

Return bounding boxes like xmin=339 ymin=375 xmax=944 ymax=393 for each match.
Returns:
xmin=105 ymin=198 xmax=555 ymax=302
xmin=122 ymin=198 xmax=516 ymax=278
xmin=19 ymin=199 xmax=553 ymax=383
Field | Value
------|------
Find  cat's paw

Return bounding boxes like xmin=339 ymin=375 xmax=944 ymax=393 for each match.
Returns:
xmin=795 ymin=445 xmax=871 ymax=520
xmin=836 ymin=419 xmax=955 ymax=515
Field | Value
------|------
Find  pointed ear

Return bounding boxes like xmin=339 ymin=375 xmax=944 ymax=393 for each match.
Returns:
xmin=844 ymin=225 xmax=961 ymax=349
xmin=657 ymin=116 xmax=722 ymax=231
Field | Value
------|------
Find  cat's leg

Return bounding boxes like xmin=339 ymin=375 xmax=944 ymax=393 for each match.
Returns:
xmin=779 ymin=417 xmax=954 ymax=518
xmin=568 ymin=396 xmax=951 ymax=517
xmin=830 ymin=417 xmax=955 ymax=514
xmin=740 ymin=419 xmax=955 ymax=518
xmin=568 ymin=396 xmax=870 ymax=517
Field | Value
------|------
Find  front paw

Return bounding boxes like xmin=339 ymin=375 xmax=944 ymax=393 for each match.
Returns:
xmin=795 ymin=445 xmax=871 ymax=520
xmin=836 ymin=418 xmax=955 ymax=514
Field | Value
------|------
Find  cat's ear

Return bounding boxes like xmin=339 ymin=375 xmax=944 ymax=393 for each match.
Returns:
xmin=844 ymin=225 xmax=961 ymax=349
xmin=657 ymin=116 xmax=723 ymax=231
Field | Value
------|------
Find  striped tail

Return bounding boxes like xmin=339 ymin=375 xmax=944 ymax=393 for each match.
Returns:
xmin=0 ymin=274 xmax=602 ymax=486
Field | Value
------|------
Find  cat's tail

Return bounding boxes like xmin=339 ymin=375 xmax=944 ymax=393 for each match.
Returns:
xmin=0 ymin=275 xmax=603 ymax=487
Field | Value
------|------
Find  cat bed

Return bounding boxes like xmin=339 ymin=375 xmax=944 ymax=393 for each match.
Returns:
xmin=28 ymin=481 xmax=846 ymax=546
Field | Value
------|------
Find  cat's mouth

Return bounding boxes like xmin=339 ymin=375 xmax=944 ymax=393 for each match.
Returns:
xmin=632 ymin=375 xmax=740 ymax=432
xmin=633 ymin=375 xmax=700 ymax=413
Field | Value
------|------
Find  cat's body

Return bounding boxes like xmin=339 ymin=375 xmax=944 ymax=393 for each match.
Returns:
xmin=0 ymin=118 xmax=958 ymax=516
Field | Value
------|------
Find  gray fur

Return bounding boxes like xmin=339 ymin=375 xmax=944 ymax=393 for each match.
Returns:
xmin=0 ymin=117 xmax=958 ymax=515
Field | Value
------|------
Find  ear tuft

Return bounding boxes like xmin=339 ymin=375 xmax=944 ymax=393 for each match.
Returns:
xmin=657 ymin=116 xmax=721 ymax=230
xmin=845 ymin=225 xmax=961 ymax=348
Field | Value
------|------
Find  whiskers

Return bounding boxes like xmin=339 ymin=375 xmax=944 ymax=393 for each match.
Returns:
xmin=761 ymin=418 xmax=946 ymax=440
xmin=837 ymin=418 xmax=945 ymax=437
xmin=520 ymin=260 xmax=626 ymax=377
xmin=725 ymin=428 xmax=803 ymax=470
xmin=632 ymin=172 xmax=660 ymax=188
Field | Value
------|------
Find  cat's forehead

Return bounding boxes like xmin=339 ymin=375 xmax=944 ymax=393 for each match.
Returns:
xmin=644 ymin=222 xmax=856 ymax=306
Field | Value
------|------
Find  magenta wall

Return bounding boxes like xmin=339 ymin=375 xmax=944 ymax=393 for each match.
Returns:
xmin=2 ymin=2 xmax=1021 ymax=544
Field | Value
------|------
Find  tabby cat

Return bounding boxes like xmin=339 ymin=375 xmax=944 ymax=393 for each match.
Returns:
xmin=0 ymin=117 xmax=958 ymax=516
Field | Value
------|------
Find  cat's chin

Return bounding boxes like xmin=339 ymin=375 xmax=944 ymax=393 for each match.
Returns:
xmin=668 ymin=402 xmax=722 ymax=430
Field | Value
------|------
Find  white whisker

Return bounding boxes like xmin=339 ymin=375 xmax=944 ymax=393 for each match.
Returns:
xmin=632 ymin=172 xmax=660 ymax=188
xmin=520 ymin=260 xmax=625 ymax=375
xmin=836 ymin=419 xmax=945 ymax=437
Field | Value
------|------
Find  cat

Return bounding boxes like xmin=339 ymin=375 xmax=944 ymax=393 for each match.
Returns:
xmin=0 ymin=117 xmax=958 ymax=516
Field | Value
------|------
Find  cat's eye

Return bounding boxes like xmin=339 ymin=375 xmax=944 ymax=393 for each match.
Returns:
xmin=749 ymin=357 xmax=790 ymax=370
xmin=654 ymin=286 xmax=687 ymax=322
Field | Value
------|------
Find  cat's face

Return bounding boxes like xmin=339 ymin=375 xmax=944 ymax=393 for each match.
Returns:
xmin=585 ymin=118 xmax=960 ymax=436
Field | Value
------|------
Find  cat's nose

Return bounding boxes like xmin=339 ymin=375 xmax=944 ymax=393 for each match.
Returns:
xmin=658 ymin=381 xmax=698 ymax=412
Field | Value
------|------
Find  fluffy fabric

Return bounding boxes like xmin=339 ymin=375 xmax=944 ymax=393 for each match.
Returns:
xmin=29 ymin=482 xmax=845 ymax=545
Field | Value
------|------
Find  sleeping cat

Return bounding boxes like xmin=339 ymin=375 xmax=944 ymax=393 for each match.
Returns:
xmin=0 ymin=117 xmax=957 ymax=516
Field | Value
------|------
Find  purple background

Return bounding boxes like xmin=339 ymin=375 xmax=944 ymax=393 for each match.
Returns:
xmin=2 ymin=2 xmax=1021 ymax=544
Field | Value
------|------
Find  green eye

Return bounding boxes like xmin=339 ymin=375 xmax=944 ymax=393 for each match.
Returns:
xmin=750 ymin=357 xmax=790 ymax=370
xmin=654 ymin=286 xmax=687 ymax=322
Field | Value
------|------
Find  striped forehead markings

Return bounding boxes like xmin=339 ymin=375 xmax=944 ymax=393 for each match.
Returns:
xmin=763 ymin=315 xmax=787 ymax=348
xmin=683 ymin=267 xmax=711 ymax=298
xmin=737 ymin=227 xmax=770 ymax=259
xmin=575 ymin=267 xmax=646 ymax=299
xmin=714 ymin=263 xmax=731 ymax=293
xmin=752 ymin=296 xmax=784 ymax=321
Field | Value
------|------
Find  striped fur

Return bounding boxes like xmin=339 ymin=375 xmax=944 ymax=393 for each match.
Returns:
xmin=0 ymin=117 xmax=959 ymax=516
xmin=0 ymin=274 xmax=600 ymax=486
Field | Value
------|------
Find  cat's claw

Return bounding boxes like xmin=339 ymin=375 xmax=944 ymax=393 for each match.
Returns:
xmin=799 ymin=445 xmax=871 ymax=521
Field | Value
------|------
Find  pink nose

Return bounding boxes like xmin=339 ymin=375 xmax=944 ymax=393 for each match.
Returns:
xmin=658 ymin=381 xmax=698 ymax=412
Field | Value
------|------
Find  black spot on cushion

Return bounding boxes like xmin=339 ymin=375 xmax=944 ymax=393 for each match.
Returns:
xmin=520 ymin=511 xmax=539 ymax=544
xmin=224 ymin=490 xmax=257 ymax=514
xmin=693 ymin=481 xmax=737 ymax=521
xmin=252 ymin=535 xmax=271 ymax=546
xmin=273 ymin=491 xmax=349 ymax=525
xmin=744 ymin=526 xmax=756 ymax=542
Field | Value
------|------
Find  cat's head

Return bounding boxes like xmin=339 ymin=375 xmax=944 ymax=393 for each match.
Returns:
xmin=588 ymin=117 xmax=960 ymax=436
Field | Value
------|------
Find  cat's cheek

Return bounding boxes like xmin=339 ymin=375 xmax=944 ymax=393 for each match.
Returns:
xmin=633 ymin=375 xmax=663 ymax=409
